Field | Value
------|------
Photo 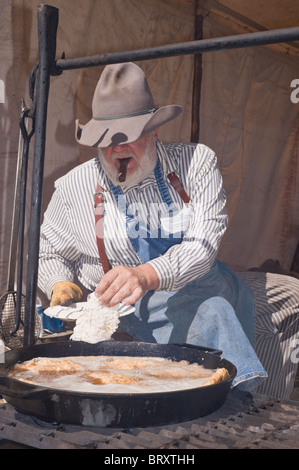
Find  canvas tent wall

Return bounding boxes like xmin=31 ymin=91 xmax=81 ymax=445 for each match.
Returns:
xmin=0 ymin=0 xmax=299 ymax=297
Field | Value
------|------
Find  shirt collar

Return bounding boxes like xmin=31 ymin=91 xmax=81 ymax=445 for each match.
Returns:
xmin=156 ymin=139 xmax=177 ymax=175
xmin=95 ymin=158 xmax=111 ymax=191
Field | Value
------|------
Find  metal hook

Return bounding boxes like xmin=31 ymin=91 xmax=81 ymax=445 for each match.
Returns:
xmin=19 ymin=99 xmax=35 ymax=143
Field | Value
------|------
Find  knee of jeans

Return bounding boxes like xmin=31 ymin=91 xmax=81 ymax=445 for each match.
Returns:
xmin=198 ymin=296 xmax=236 ymax=321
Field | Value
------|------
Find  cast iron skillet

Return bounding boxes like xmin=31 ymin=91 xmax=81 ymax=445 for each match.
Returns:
xmin=0 ymin=341 xmax=237 ymax=428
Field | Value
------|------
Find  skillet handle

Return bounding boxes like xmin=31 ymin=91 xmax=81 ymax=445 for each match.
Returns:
xmin=172 ymin=343 xmax=222 ymax=356
xmin=0 ymin=375 xmax=49 ymax=400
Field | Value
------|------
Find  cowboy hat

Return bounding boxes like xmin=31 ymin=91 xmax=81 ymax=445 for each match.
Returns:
xmin=75 ymin=62 xmax=182 ymax=148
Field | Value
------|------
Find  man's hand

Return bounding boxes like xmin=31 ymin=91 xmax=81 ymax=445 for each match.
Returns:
xmin=95 ymin=264 xmax=159 ymax=307
xmin=50 ymin=282 xmax=83 ymax=307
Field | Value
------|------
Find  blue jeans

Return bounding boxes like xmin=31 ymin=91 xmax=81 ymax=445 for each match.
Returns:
xmin=119 ymin=280 xmax=267 ymax=391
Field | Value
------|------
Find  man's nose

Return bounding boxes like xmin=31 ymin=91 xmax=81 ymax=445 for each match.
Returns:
xmin=113 ymin=144 xmax=128 ymax=152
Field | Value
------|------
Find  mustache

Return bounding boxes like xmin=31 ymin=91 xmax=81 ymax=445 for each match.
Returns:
xmin=112 ymin=151 xmax=136 ymax=162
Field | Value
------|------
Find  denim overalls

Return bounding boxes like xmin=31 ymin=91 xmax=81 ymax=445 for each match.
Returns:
xmin=111 ymin=159 xmax=267 ymax=390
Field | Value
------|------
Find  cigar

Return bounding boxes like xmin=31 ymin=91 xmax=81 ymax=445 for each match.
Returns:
xmin=118 ymin=158 xmax=130 ymax=183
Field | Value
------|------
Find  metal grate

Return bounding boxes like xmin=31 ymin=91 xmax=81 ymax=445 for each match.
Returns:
xmin=0 ymin=293 xmax=41 ymax=349
xmin=0 ymin=390 xmax=298 ymax=449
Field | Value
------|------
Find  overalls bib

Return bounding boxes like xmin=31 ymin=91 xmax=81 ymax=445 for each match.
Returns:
xmin=110 ymin=159 xmax=184 ymax=263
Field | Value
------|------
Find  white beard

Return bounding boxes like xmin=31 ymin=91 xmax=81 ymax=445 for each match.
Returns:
xmin=98 ymin=134 xmax=157 ymax=187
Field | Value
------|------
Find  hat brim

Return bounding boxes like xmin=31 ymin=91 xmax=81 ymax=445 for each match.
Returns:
xmin=75 ymin=105 xmax=182 ymax=148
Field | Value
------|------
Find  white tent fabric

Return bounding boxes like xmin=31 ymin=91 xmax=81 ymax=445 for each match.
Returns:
xmin=0 ymin=0 xmax=299 ymax=294
xmin=200 ymin=13 xmax=299 ymax=271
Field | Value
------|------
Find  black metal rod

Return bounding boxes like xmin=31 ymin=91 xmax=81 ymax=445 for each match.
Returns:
xmin=24 ymin=4 xmax=59 ymax=346
xmin=15 ymin=109 xmax=31 ymax=333
xmin=55 ymin=26 xmax=299 ymax=72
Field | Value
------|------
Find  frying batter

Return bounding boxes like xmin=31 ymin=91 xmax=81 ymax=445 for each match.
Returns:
xmin=8 ymin=356 xmax=230 ymax=393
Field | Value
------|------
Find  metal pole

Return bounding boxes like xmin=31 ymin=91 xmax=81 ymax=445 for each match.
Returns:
xmin=24 ymin=4 xmax=59 ymax=346
xmin=55 ymin=26 xmax=299 ymax=72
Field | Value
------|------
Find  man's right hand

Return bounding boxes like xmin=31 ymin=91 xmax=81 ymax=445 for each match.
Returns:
xmin=50 ymin=282 xmax=83 ymax=307
xmin=95 ymin=264 xmax=159 ymax=308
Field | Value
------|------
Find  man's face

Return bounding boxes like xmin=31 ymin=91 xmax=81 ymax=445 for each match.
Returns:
xmin=98 ymin=130 xmax=158 ymax=186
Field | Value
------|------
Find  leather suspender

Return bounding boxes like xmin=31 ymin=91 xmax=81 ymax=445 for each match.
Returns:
xmin=94 ymin=186 xmax=111 ymax=274
xmin=94 ymin=173 xmax=190 ymax=273
xmin=167 ymin=172 xmax=190 ymax=204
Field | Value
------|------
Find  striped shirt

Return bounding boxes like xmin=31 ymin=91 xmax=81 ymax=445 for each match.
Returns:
xmin=38 ymin=141 xmax=228 ymax=299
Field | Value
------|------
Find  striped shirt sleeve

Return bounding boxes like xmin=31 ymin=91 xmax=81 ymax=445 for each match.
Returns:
xmin=38 ymin=184 xmax=81 ymax=298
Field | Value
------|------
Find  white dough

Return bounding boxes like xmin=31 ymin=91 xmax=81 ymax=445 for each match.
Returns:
xmin=70 ymin=293 xmax=120 ymax=343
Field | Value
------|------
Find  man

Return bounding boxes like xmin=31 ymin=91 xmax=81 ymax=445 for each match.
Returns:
xmin=39 ymin=62 xmax=268 ymax=392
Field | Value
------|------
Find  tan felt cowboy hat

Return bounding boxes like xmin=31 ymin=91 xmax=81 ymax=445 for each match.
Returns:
xmin=75 ymin=62 xmax=182 ymax=148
